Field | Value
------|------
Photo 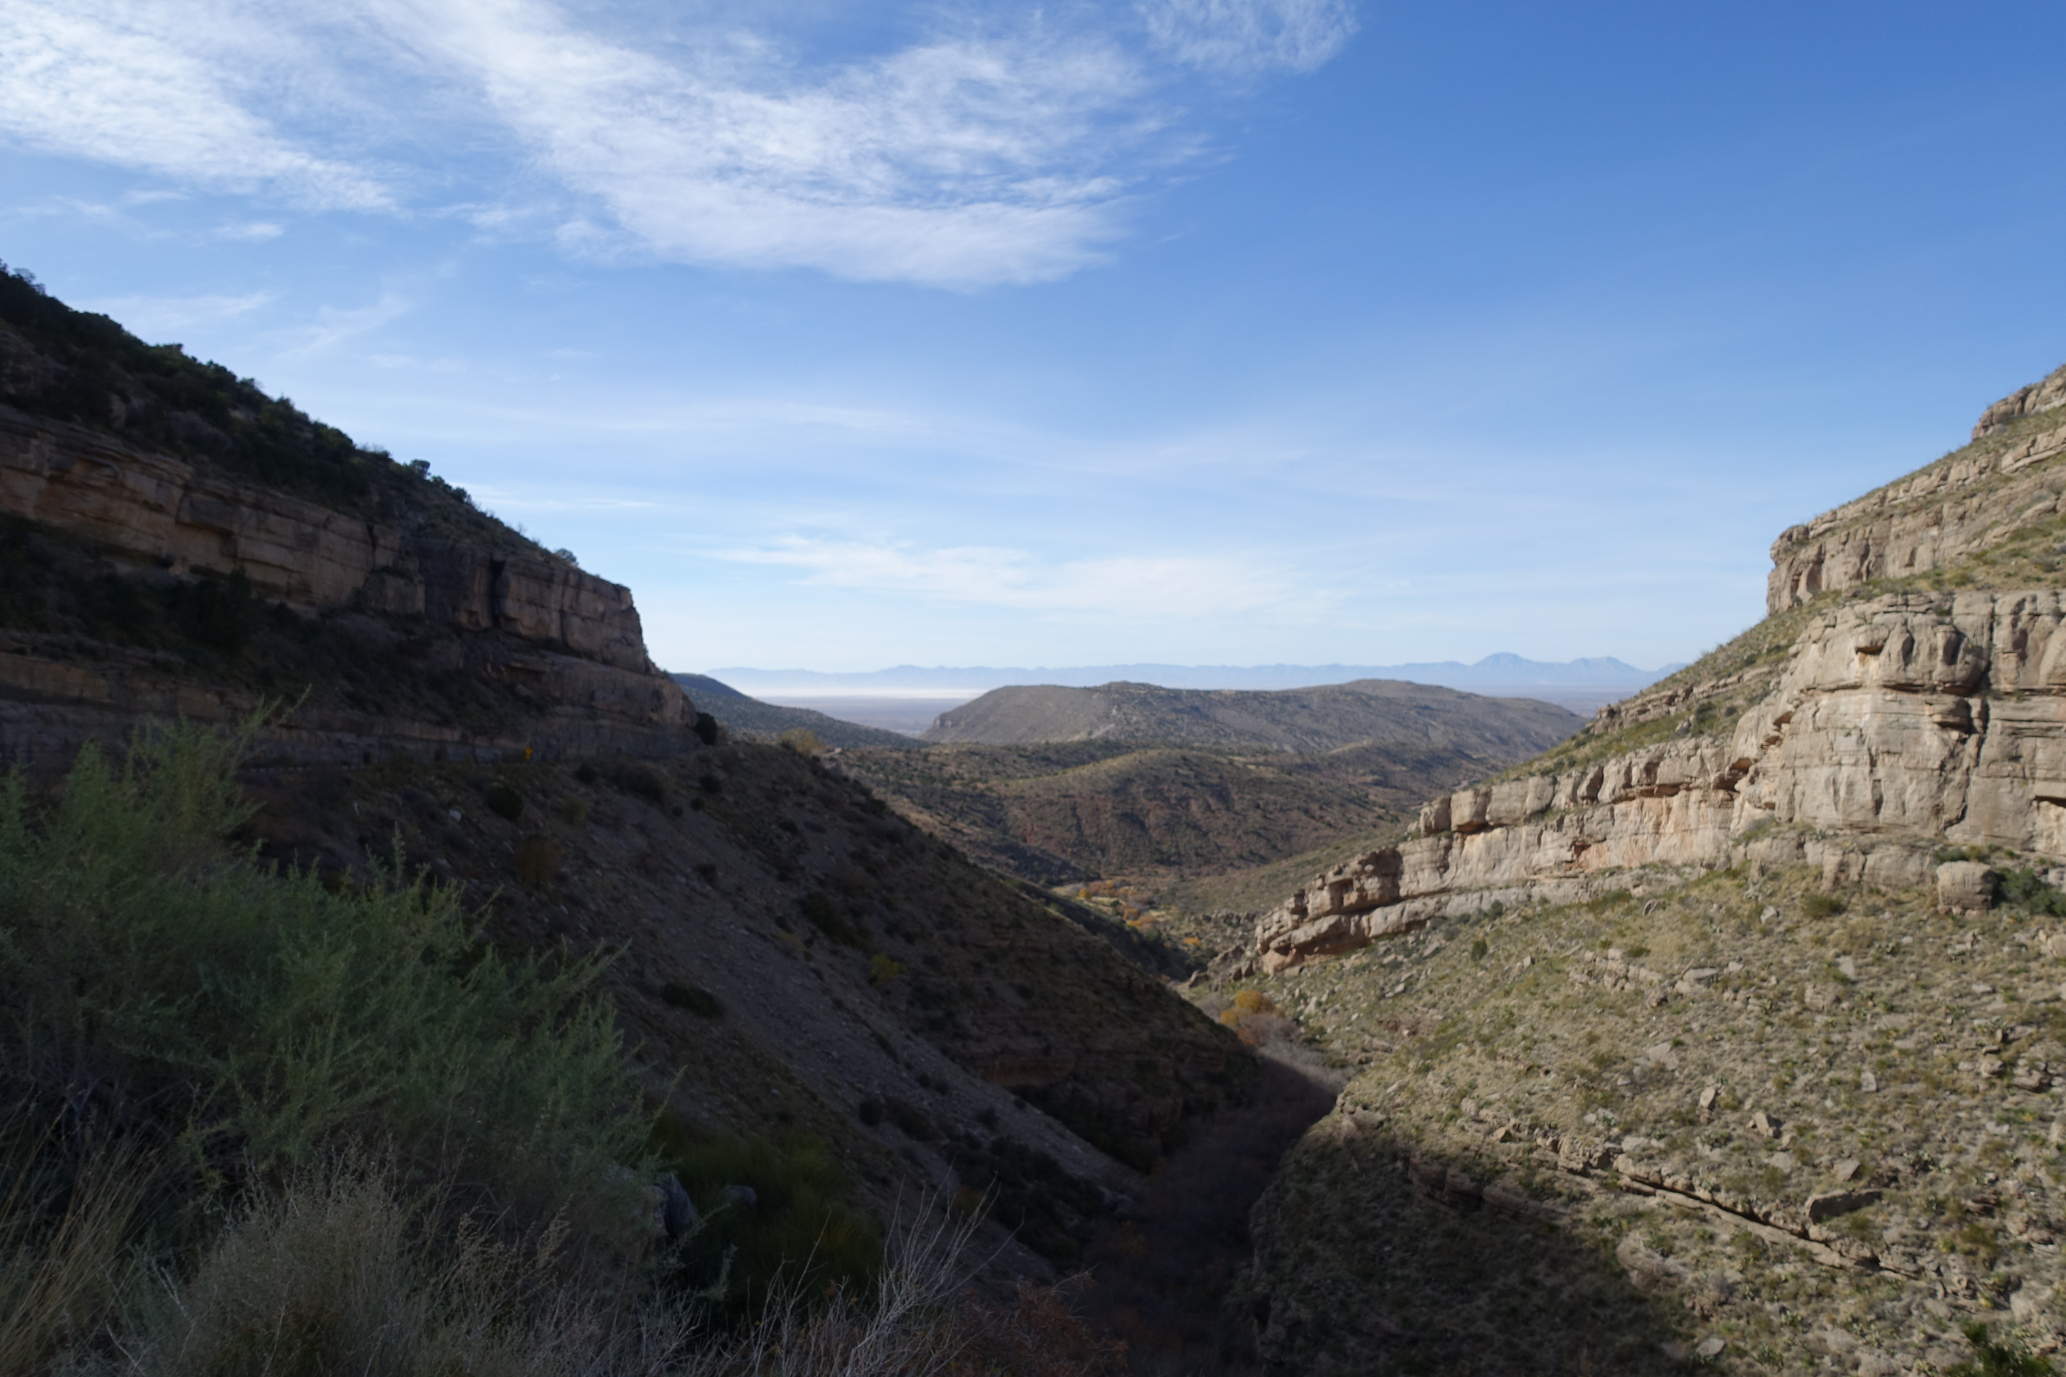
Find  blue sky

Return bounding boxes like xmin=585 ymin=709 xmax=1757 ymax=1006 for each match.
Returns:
xmin=5 ymin=1 xmax=2065 ymax=673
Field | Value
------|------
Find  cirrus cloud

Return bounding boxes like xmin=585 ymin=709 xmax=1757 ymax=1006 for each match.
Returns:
xmin=1141 ymin=0 xmax=1358 ymax=74
xmin=0 ymin=0 xmax=1358 ymax=288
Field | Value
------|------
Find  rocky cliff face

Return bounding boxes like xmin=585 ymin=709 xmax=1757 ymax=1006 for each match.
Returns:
xmin=0 ymin=401 xmax=693 ymax=765
xmin=1767 ymin=403 xmax=2066 ymax=612
xmin=1256 ymin=370 xmax=2066 ymax=974
xmin=1241 ymin=365 xmax=2066 ymax=1375
xmin=1974 ymin=360 xmax=2066 ymax=438
xmin=0 ymin=404 xmax=651 ymax=669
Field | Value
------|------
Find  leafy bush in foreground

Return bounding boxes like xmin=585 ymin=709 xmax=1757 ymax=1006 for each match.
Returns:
xmin=0 ymin=722 xmax=643 ymax=1222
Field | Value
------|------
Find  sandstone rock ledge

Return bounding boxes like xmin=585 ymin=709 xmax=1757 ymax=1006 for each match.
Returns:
xmin=0 ymin=405 xmax=652 ymax=671
xmin=1257 ymin=589 xmax=2066 ymax=970
xmin=0 ymin=404 xmax=698 ymax=766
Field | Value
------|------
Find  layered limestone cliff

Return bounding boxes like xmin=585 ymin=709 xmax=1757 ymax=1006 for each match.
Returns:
xmin=1242 ymin=368 xmax=2066 ymax=1375
xmin=1767 ymin=398 xmax=2066 ymax=611
xmin=0 ymin=404 xmax=692 ymax=764
xmin=1257 ymin=368 xmax=2066 ymax=971
xmin=0 ymin=404 xmax=651 ymax=669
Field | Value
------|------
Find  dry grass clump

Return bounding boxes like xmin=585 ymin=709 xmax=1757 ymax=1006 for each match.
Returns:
xmin=0 ymin=1118 xmax=149 ymax=1377
xmin=118 ymin=1157 xmax=675 ymax=1377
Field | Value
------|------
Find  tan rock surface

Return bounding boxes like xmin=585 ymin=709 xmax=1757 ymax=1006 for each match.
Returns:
xmin=1767 ymin=377 xmax=2066 ymax=612
xmin=1973 ymin=360 xmax=2066 ymax=438
xmin=1258 ymin=586 xmax=2066 ymax=969
xmin=0 ymin=405 xmax=652 ymax=671
xmin=0 ymin=404 xmax=694 ymax=764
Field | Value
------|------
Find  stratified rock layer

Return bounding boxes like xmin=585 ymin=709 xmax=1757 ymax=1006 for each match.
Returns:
xmin=0 ymin=404 xmax=692 ymax=764
xmin=0 ymin=405 xmax=651 ymax=668
xmin=1245 ymin=365 xmax=2066 ymax=1376
xmin=1257 ymin=368 xmax=2066 ymax=974
xmin=1767 ymin=408 xmax=2066 ymax=612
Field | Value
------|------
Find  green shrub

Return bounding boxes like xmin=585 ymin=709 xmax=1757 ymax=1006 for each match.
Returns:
xmin=610 ymin=762 xmax=668 ymax=805
xmin=1801 ymin=893 xmax=1846 ymax=918
xmin=646 ymin=1116 xmax=882 ymax=1314
xmin=514 ymin=833 xmax=560 ymax=891
xmin=801 ymin=891 xmax=863 ymax=948
xmin=778 ymin=728 xmax=825 ymax=757
xmin=1947 ymin=1322 xmax=2055 ymax=1376
xmin=693 ymin=712 xmax=720 ymax=746
xmin=0 ymin=723 xmax=644 ymax=1221
xmin=1998 ymin=868 xmax=2066 ymax=917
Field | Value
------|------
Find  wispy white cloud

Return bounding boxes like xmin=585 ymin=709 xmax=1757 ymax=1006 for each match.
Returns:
xmin=467 ymin=484 xmax=660 ymax=513
xmin=0 ymin=0 xmax=1355 ymax=288
xmin=366 ymin=350 xmax=464 ymax=372
xmin=711 ymin=534 xmax=1325 ymax=619
xmin=79 ymin=290 xmax=273 ymax=339
xmin=1142 ymin=0 xmax=1358 ymax=74
xmin=278 ymin=288 xmax=415 ymax=354
xmin=0 ymin=2 xmax=393 ymax=209
xmin=367 ymin=0 xmax=1157 ymax=286
xmin=214 ymin=219 xmax=285 ymax=241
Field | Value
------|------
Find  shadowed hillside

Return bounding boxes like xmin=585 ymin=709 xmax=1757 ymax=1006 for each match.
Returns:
xmin=0 ymin=268 xmax=1265 ymax=1374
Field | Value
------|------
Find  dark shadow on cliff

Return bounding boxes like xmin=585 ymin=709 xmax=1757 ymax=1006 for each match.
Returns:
xmin=1248 ymin=1122 xmax=1707 ymax=1377
xmin=1079 ymin=1046 xmax=1345 ymax=1376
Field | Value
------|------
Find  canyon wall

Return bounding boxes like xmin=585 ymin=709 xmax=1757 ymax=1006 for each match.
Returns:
xmin=1766 ymin=402 xmax=2066 ymax=613
xmin=1258 ymin=374 xmax=2066 ymax=971
xmin=0 ymin=405 xmax=652 ymax=669
xmin=0 ymin=404 xmax=694 ymax=764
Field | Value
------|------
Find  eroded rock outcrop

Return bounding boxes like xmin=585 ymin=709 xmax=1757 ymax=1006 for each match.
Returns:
xmin=0 ymin=404 xmax=694 ymax=764
xmin=1973 ymin=360 xmax=2066 ymax=438
xmin=0 ymin=405 xmax=651 ymax=669
xmin=1767 ymin=395 xmax=2066 ymax=612
xmin=1258 ymin=368 xmax=2066 ymax=972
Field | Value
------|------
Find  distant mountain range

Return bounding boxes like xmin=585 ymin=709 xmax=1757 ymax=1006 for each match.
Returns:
xmin=704 ymin=655 xmax=1678 ymax=714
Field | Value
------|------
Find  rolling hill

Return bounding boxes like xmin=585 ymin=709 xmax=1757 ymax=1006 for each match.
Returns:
xmin=842 ymin=687 xmax=1580 ymax=895
xmin=922 ymin=678 xmax=1581 ymax=753
xmin=709 ymin=656 xmax=1670 ymax=712
xmin=669 ymin=672 xmax=920 ymax=749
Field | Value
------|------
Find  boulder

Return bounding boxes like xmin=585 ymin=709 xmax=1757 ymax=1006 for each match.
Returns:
xmin=1936 ymin=862 xmax=1999 ymax=913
